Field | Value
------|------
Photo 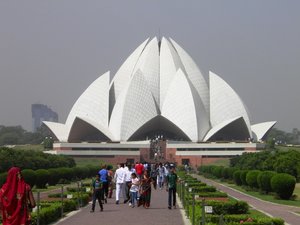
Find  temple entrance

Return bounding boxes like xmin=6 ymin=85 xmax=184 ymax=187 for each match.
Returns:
xmin=150 ymin=137 xmax=166 ymax=162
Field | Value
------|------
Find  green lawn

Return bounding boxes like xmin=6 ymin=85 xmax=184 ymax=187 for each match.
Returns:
xmin=73 ymin=157 xmax=105 ymax=167
xmin=224 ymin=181 xmax=300 ymax=207
xmin=211 ymin=158 xmax=230 ymax=167
xmin=248 ymin=208 xmax=269 ymax=217
xmin=294 ymin=183 xmax=300 ymax=200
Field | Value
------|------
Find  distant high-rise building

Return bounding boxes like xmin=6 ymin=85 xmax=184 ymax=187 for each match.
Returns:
xmin=32 ymin=104 xmax=58 ymax=132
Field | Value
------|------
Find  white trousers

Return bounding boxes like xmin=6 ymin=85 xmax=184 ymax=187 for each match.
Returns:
xmin=115 ymin=183 xmax=125 ymax=201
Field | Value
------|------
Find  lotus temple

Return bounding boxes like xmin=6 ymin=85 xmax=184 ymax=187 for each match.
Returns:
xmin=43 ymin=37 xmax=276 ymax=167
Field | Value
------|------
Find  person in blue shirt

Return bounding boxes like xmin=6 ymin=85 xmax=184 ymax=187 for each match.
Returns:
xmin=99 ymin=165 xmax=108 ymax=203
xmin=90 ymin=174 xmax=103 ymax=212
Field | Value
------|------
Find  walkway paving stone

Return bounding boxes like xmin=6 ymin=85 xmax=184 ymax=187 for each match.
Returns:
xmin=54 ymin=188 xmax=186 ymax=225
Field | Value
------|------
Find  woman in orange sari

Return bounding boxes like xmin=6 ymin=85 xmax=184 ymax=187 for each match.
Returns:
xmin=0 ymin=167 xmax=36 ymax=225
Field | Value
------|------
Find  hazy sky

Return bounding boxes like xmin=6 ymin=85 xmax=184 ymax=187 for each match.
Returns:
xmin=0 ymin=1 xmax=299 ymax=132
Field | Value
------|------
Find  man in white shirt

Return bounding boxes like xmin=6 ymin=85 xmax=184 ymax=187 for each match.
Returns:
xmin=124 ymin=164 xmax=135 ymax=204
xmin=114 ymin=163 xmax=126 ymax=204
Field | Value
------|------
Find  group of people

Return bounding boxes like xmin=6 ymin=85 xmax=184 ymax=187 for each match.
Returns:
xmin=90 ymin=161 xmax=178 ymax=212
xmin=0 ymin=163 xmax=178 ymax=225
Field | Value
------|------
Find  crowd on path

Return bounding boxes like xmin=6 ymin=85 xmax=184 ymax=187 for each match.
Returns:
xmin=91 ymin=161 xmax=178 ymax=212
xmin=0 ymin=162 xmax=178 ymax=225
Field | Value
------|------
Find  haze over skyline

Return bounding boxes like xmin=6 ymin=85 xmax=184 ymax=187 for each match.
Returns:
xmin=0 ymin=1 xmax=299 ymax=132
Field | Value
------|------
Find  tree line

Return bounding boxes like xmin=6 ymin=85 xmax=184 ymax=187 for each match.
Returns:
xmin=0 ymin=147 xmax=75 ymax=173
xmin=268 ymin=127 xmax=300 ymax=145
xmin=0 ymin=125 xmax=300 ymax=146
xmin=0 ymin=125 xmax=47 ymax=146
xmin=230 ymin=149 xmax=300 ymax=180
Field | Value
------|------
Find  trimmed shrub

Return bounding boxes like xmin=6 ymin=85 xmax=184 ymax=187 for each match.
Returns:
xmin=206 ymin=200 xmax=249 ymax=215
xmin=207 ymin=214 xmax=284 ymax=225
xmin=257 ymin=171 xmax=276 ymax=194
xmin=73 ymin=167 xmax=90 ymax=180
xmin=48 ymin=168 xmax=61 ymax=186
xmin=196 ymin=192 xmax=227 ymax=198
xmin=86 ymin=165 xmax=100 ymax=177
xmin=271 ymin=173 xmax=296 ymax=200
xmin=240 ymin=170 xmax=248 ymax=186
xmin=0 ymin=172 xmax=7 ymax=187
xmin=198 ymin=165 xmax=210 ymax=174
xmin=63 ymin=199 xmax=77 ymax=212
xmin=185 ymin=181 xmax=205 ymax=188
xmin=223 ymin=167 xmax=236 ymax=180
xmin=229 ymin=167 xmax=237 ymax=180
xmin=212 ymin=166 xmax=224 ymax=178
xmin=246 ymin=170 xmax=261 ymax=189
xmin=21 ymin=169 xmax=36 ymax=188
xmin=233 ymin=170 xmax=242 ymax=186
xmin=57 ymin=167 xmax=75 ymax=182
xmin=192 ymin=186 xmax=216 ymax=193
xmin=31 ymin=202 xmax=61 ymax=225
xmin=35 ymin=169 xmax=50 ymax=188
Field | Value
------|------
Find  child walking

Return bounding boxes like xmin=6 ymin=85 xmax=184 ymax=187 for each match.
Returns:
xmin=129 ymin=173 xmax=139 ymax=208
xmin=90 ymin=174 xmax=104 ymax=212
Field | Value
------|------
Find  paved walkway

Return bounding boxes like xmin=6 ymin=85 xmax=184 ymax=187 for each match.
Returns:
xmin=192 ymin=174 xmax=300 ymax=225
xmin=53 ymin=188 xmax=188 ymax=225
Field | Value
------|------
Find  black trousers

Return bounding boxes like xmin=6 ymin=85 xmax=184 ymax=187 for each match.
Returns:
xmin=102 ymin=182 xmax=109 ymax=199
xmin=168 ymin=187 xmax=176 ymax=207
xmin=125 ymin=181 xmax=132 ymax=200
xmin=92 ymin=189 xmax=103 ymax=210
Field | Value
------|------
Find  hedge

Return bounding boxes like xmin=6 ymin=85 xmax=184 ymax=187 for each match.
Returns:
xmin=222 ymin=167 xmax=236 ymax=180
xmin=207 ymin=214 xmax=284 ymax=225
xmin=212 ymin=166 xmax=224 ymax=178
xmin=240 ymin=170 xmax=249 ymax=186
xmin=31 ymin=202 xmax=61 ymax=225
xmin=271 ymin=173 xmax=296 ymax=200
xmin=21 ymin=169 xmax=36 ymax=188
xmin=206 ymin=200 xmax=249 ymax=215
xmin=0 ymin=172 xmax=7 ymax=187
xmin=246 ymin=170 xmax=261 ymax=189
xmin=257 ymin=171 xmax=276 ymax=194
xmin=73 ymin=167 xmax=90 ymax=180
xmin=192 ymin=186 xmax=216 ymax=193
xmin=48 ymin=168 xmax=62 ymax=186
xmin=195 ymin=192 xmax=228 ymax=198
xmin=35 ymin=169 xmax=50 ymax=188
xmin=233 ymin=170 xmax=242 ymax=186
xmin=58 ymin=167 xmax=75 ymax=182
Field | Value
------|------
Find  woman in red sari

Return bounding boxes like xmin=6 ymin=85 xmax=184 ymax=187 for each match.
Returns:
xmin=0 ymin=167 xmax=36 ymax=225
xmin=138 ymin=170 xmax=155 ymax=208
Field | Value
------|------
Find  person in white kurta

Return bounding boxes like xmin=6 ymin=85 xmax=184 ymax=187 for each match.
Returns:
xmin=114 ymin=163 xmax=126 ymax=204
